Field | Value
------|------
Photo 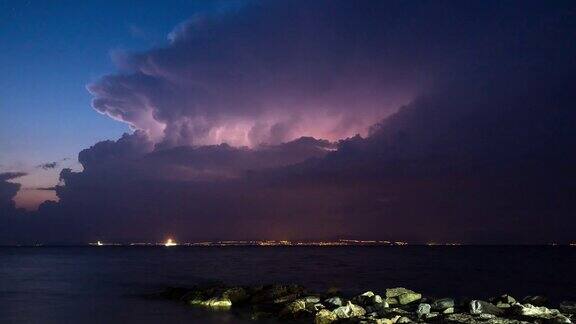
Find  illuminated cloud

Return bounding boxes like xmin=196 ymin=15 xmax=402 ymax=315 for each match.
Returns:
xmin=88 ymin=1 xmax=422 ymax=148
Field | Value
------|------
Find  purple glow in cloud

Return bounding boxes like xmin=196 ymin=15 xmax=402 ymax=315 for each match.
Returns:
xmin=88 ymin=2 xmax=419 ymax=148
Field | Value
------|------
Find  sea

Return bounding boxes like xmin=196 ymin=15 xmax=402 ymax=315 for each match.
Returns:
xmin=0 ymin=246 xmax=574 ymax=323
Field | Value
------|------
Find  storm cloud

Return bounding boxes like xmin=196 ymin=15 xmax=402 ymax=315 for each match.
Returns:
xmin=3 ymin=1 xmax=576 ymax=244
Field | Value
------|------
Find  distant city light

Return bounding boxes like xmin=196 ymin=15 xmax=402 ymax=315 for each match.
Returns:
xmin=164 ymin=238 xmax=177 ymax=247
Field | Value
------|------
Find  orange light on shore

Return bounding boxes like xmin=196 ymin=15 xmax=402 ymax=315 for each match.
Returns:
xmin=164 ymin=238 xmax=177 ymax=247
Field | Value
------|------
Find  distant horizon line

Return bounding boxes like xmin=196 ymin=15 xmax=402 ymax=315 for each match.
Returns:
xmin=1 ymin=239 xmax=575 ymax=248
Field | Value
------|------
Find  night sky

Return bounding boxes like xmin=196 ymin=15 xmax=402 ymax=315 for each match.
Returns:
xmin=1 ymin=0 xmax=575 ymax=244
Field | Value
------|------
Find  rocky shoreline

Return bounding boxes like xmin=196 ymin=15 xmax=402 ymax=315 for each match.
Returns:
xmin=152 ymin=284 xmax=575 ymax=323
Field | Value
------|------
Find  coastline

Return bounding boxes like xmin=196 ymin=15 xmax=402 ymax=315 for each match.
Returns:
xmin=155 ymin=284 xmax=575 ymax=323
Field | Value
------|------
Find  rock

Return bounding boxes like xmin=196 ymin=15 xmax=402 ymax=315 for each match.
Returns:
xmin=385 ymin=287 xmax=421 ymax=305
xmin=396 ymin=316 xmax=412 ymax=323
xmin=493 ymin=294 xmax=517 ymax=309
xmin=315 ymin=309 xmax=338 ymax=324
xmin=305 ymin=296 xmax=321 ymax=304
xmin=432 ymin=298 xmax=455 ymax=311
xmin=417 ymin=303 xmax=431 ymax=318
xmin=374 ymin=319 xmax=395 ymax=324
xmin=513 ymin=303 xmax=572 ymax=323
xmin=374 ymin=294 xmax=384 ymax=304
xmin=324 ymin=296 xmax=344 ymax=307
xmin=280 ymin=299 xmax=308 ymax=317
xmin=560 ymin=301 xmax=576 ymax=314
xmin=354 ymin=291 xmax=378 ymax=306
xmin=478 ymin=313 xmax=496 ymax=320
xmin=313 ymin=303 xmax=325 ymax=311
xmin=443 ymin=307 xmax=455 ymax=314
xmin=222 ymin=287 xmax=249 ymax=304
xmin=353 ymin=291 xmax=384 ymax=307
xmin=514 ymin=303 xmax=556 ymax=317
xmin=200 ymin=297 xmax=232 ymax=309
xmin=386 ymin=287 xmax=415 ymax=298
xmin=424 ymin=312 xmax=440 ymax=320
xmin=386 ymin=297 xmax=399 ymax=305
xmin=252 ymin=284 xmax=305 ymax=304
xmin=398 ymin=292 xmax=422 ymax=305
xmin=273 ymin=293 xmax=300 ymax=304
xmin=470 ymin=300 xmax=504 ymax=316
xmin=333 ymin=301 xmax=366 ymax=319
xmin=445 ymin=313 xmax=477 ymax=324
xmin=522 ymin=295 xmax=548 ymax=306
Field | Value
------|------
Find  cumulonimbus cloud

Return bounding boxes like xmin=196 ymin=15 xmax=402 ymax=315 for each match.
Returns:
xmin=87 ymin=1 xmax=426 ymax=148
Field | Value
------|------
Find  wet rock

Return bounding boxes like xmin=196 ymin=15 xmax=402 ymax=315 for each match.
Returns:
xmin=432 ymin=298 xmax=455 ymax=311
xmin=396 ymin=316 xmax=412 ymax=323
xmin=315 ymin=309 xmax=338 ymax=324
xmin=333 ymin=301 xmax=366 ymax=319
xmin=417 ymin=303 xmax=431 ymax=318
xmin=470 ymin=300 xmax=504 ymax=316
xmin=560 ymin=301 xmax=576 ymax=314
xmin=325 ymin=296 xmax=344 ymax=308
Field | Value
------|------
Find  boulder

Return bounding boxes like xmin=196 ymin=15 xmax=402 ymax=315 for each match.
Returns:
xmin=324 ymin=296 xmax=344 ymax=307
xmin=386 ymin=287 xmax=415 ymax=298
xmin=397 ymin=316 xmax=412 ymax=323
xmin=417 ymin=303 xmax=431 ymax=318
xmin=385 ymin=287 xmax=421 ymax=305
xmin=470 ymin=300 xmax=504 ymax=316
xmin=432 ymin=298 xmax=455 ymax=311
xmin=315 ymin=309 xmax=338 ymax=324
xmin=493 ymin=294 xmax=517 ymax=309
xmin=280 ymin=299 xmax=308 ymax=317
xmin=305 ymin=296 xmax=321 ymax=304
xmin=398 ymin=292 xmax=422 ymax=305
xmin=353 ymin=291 xmax=386 ymax=307
xmin=513 ymin=303 xmax=571 ymax=323
xmin=333 ymin=301 xmax=366 ymax=319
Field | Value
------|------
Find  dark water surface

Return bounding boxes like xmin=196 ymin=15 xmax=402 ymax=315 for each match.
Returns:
xmin=0 ymin=246 xmax=574 ymax=323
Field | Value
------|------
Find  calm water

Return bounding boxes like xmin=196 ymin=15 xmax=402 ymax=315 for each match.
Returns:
xmin=0 ymin=246 xmax=574 ymax=323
